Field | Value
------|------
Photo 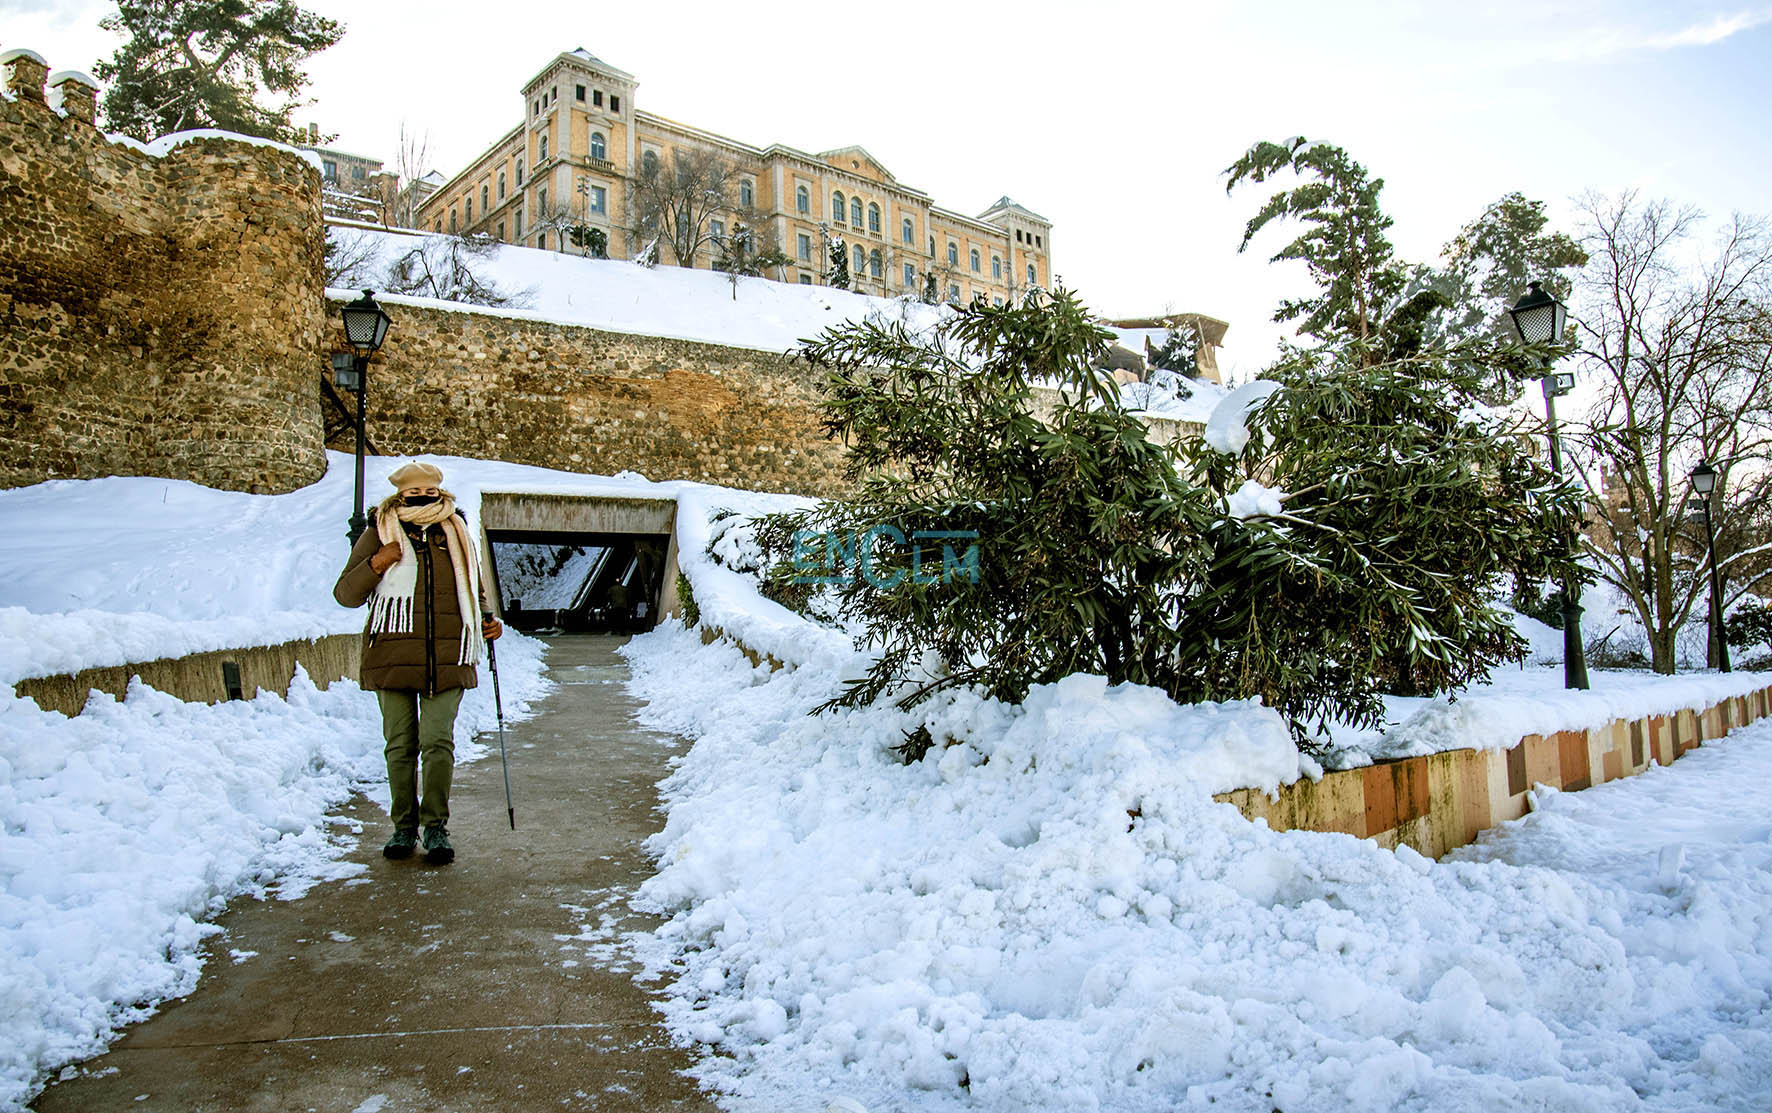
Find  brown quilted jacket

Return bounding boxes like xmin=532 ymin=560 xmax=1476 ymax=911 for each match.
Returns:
xmin=334 ymin=514 xmax=485 ymax=694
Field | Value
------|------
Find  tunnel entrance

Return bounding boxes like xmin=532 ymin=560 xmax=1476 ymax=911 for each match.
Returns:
xmin=488 ymin=531 xmax=669 ymax=633
xmin=475 ymin=492 xmax=682 ymax=634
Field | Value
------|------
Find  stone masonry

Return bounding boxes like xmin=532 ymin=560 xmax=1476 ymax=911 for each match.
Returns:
xmin=0 ymin=51 xmax=329 ymax=493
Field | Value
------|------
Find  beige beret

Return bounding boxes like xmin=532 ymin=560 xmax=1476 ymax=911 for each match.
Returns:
xmin=386 ymin=461 xmax=444 ymax=489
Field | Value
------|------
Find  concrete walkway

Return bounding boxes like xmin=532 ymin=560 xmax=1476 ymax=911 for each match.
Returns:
xmin=33 ymin=635 xmax=717 ymax=1113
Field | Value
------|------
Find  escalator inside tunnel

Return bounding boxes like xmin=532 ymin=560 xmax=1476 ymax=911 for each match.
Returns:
xmin=488 ymin=530 xmax=671 ymax=634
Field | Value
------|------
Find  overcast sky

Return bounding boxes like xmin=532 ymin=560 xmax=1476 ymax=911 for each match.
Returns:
xmin=6 ymin=0 xmax=1770 ymax=375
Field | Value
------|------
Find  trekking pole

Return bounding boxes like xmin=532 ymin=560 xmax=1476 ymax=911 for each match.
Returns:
xmin=484 ymin=613 xmax=516 ymax=830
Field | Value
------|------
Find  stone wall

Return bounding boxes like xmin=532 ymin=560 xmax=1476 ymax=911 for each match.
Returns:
xmin=324 ymin=296 xmax=850 ymax=496
xmin=0 ymin=51 xmax=328 ymax=494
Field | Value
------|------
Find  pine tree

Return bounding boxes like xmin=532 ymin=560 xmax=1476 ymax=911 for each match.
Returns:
xmin=94 ymin=0 xmax=343 ymax=144
xmin=1225 ymin=137 xmax=1405 ymax=353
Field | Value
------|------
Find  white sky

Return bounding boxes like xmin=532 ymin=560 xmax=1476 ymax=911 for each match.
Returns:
xmin=5 ymin=0 xmax=1770 ymax=376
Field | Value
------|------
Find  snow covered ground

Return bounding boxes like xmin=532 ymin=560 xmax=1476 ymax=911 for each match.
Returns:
xmin=621 ymin=619 xmax=1772 ymax=1112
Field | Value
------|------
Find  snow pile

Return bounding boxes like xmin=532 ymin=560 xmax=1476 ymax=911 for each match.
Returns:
xmin=1202 ymin=378 xmax=1281 ymax=454
xmin=0 ymin=673 xmax=387 ymax=1110
xmin=623 ymin=622 xmax=1772 ymax=1112
xmin=1225 ymin=478 xmax=1284 ymax=520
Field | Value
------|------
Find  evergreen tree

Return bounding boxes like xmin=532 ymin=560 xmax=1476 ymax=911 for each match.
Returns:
xmin=1440 ymin=192 xmax=1588 ymax=344
xmin=95 ymin=0 xmax=343 ymax=144
xmin=826 ymin=234 xmax=850 ymax=289
xmin=1147 ymin=322 xmax=1200 ymax=374
xmin=922 ymin=270 xmax=938 ymax=304
xmin=1225 ymin=137 xmax=1405 ymax=354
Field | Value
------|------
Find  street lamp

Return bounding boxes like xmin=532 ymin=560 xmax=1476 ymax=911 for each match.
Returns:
xmin=336 ymin=289 xmax=392 ymax=541
xmin=1689 ymin=461 xmax=1732 ymax=673
xmin=1509 ymin=280 xmax=1589 ymax=689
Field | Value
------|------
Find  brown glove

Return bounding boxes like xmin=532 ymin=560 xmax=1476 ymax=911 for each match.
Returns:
xmin=481 ymin=617 xmax=503 ymax=642
xmin=368 ymin=541 xmax=403 ymax=575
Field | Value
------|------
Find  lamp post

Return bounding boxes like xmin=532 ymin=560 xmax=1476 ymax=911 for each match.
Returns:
xmin=335 ymin=289 xmax=392 ymax=541
xmin=1509 ymin=280 xmax=1589 ymax=689
xmin=1688 ymin=461 xmax=1732 ymax=673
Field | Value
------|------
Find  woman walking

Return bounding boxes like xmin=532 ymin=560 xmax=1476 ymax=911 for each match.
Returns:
xmin=334 ymin=461 xmax=501 ymax=865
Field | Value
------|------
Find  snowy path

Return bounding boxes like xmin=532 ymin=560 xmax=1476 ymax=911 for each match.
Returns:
xmin=28 ymin=636 xmax=714 ymax=1113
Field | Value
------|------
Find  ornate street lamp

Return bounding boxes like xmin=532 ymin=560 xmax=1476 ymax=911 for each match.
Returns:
xmin=336 ymin=290 xmax=392 ymax=541
xmin=1509 ymin=280 xmax=1589 ymax=689
xmin=1689 ymin=461 xmax=1731 ymax=672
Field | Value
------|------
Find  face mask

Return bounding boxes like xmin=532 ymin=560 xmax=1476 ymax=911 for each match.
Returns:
xmin=404 ymin=493 xmax=439 ymax=506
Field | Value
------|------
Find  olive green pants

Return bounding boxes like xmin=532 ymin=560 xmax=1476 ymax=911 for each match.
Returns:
xmin=377 ymin=688 xmax=464 ymax=831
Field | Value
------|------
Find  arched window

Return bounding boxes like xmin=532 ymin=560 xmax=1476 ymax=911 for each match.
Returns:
xmin=850 ymin=197 xmax=862 ymax=227
xmin=929 ymin=235 xmax=935 ymax=256
xmin=498 ymin=170 xmax=506 ymax=199
xmin=740 ymin=179 xmax=754 ymax=208
xmin=901 ymin=217 xmax=913 ymax=244
xmin=869 ymin=249 xmax=882 ymax=278
xmin=449 ymin=209 xmax=457 ymax=233
xmin=796 ymin=185 xmax=809 ymax=214
xmin=947 ymin=241 xmax=958 ymax=265
xmin=969 ymin=248 xmax=980 ymax=272
xmin=852 ymin=244 xmax=865 ymax=273
xmin=481 ymin=185 xmax=488 ymax=211
xmin=832 ymin=191 xmax=845 ymax=222
xmin=465 ymin=198 xmax=472 ymax=222
xmin=868 ymin=203 xmax=880 ymax=233
xmin=539 ymin=134 xmax=548 ymax=161
xmin=992 ymin=255 xmax=1002 ymax=279
xmin=590 ymin=131 xmax=606 ymax=160
xmin=1027 ymin=263 xmax=1036 ymax=285
xmin=641 ymin=149 xmax=658 ymax=177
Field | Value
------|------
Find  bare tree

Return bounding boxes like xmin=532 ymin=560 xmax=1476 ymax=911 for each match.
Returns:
xmin=627 ymin=147 xmax=738 ymax=268
xmin=393 ymin=121 xmax=433 ymax=230
xmin=1567 ymin=192 xmax=1772 ymax=672
xmin=713 ymin=222 xmax=791 ymax=300
xmin=383 ymin=234 xmax=532 ymax=307
xmin=324 ymin=224 xmax=380 ymax=287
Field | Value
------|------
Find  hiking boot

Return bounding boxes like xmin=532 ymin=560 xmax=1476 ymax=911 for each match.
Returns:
xmin=382 ymin=828 xmax=417 ymax=860
xmin=422 ymin=825 xmax=454 ymax=865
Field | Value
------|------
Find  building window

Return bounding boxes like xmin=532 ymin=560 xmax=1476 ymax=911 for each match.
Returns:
xmin=610 ymin=95 xmax=620 ymax=112
xmin=901 ymin=217 xmax=913 ymax=244
xmin=993 ymin=296 xmax=1004 ymax=306
xmin=868 ymin=203 xmax=880 ymax=233
xmin=594 ymin=90 xmax=603 ymax=107
xmin=850 ymin=197 xmax=862 ymax=226
xmin=515 ymin=210 xmax=522 ymax=235
xmin=434 ymin=219 xmax=442 ymax=233
xmin=947 ymin=241 xmax=958 ymax=265
xmin=992 ymin=255 xmax=1002 ymax=279
xmin=498 ymin=170 xmax=506 ymax=199
xmin=539 ymin=186 xmax=547 ymax=215
xmin=1036 ymin=234 xmax=1043 ymax=247
xmin=1016 ymin=229 xmax=1023 ymax=242
xmin=832 ymin=191 xmax=845 ymax=222
xmin=869 ymin=249 xmax=882 ymax=278
xmin=798 ymin=233 xmax=812 ymax=261
xmin=949 ymin=283 xmax=960 ymax=301
xmin=970 ymin=248 xmax=980 ymax=272
xmin=465 ymin=198 xmax=472 ymax=222
xmin=321 ymin=159 xmax=337 ymax=182
xmin=799 ymin=274 xmax=813 ymax=284
xmin=539 ymin=134 xmax=548 ymax=161
xmin=352 ymin=164 xmax=365 ymax=180
xmin=497 ymin=221 xmax=505 ymax=241
xmin=516 ymin=159 xmax=524 ymax=185
xmin=1027 ymin=263 xmax=1036 ymax=285
xmin=576 ymin=84 xmax=586 ymax=102
xmin=711 ymin=218 xmax=725 ymax=241
xmin=589 ymin=185 xmax=606 ymax=214
xmin=904 ymin=262 xmax=915 ymax=286
xmin=449 ymin=209 xmax=457 ymax=233
xmin=539 ymin=233 xmax=546 ymax=250
xmin=641 ymin=150 xmax=658 ymax=177
xmin=591 ymin=132 xmax=606 ymax=160
xmin=481 ymin=185 xmax=489 ymax=211
xmin=852 ymin=244 xmax=864 ymax=273
xmin=796 ymin=185 xmax=809 ymax=214
xmin=740 ymin=179 xmax=754 ymax=208
xmin=532 ymin=100 xmax=540 ymax=116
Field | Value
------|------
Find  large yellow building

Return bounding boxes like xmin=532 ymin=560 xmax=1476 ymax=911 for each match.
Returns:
xmin=415 ymin=49 xmax=1051 ymax=305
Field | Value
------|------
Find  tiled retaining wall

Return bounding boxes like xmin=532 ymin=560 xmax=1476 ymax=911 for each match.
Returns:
xmin=1216 ymin=687 xmax=1772 ymax=858
xmin=14 ymin=634 xmax=361 ymax=717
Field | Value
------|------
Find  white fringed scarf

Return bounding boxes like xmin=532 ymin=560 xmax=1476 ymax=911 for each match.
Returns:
xmin=366 ymin=493 xmax=485 ymax=666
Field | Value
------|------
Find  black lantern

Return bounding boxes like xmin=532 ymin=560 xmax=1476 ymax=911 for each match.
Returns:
xmin=1688 ymin=461 xmax=1730 ymax=672
xmin=1508 ymin=281 xmax=1567 ymax=345
xmin=1510 ymin=279 xmax=1588 ymax=689
xmin=336 ymin=290 xmax=392 ymax=542
xmin=341 ymin=289 xmax=392 ymax=353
